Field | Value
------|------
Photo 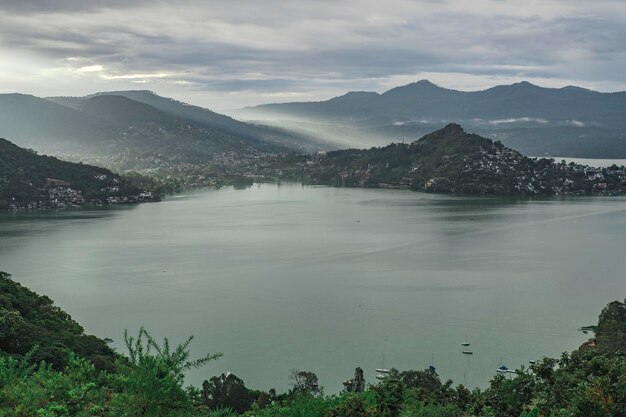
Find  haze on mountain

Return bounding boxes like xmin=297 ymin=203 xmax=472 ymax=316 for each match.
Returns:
xmin=236 ymin=80 xmax=626 ymax=158
xmin=0 ymin=91 xmax=328 ymax=174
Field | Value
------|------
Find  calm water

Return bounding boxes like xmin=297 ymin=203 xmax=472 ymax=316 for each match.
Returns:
xmin=541 ymin=157 xmax=626 ymax=167
xmin=1 ymin=184 xmax=625 ymax=392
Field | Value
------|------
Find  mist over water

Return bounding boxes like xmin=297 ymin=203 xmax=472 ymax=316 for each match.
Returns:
xmin=1 ymin=184 xmax=624 ymax=392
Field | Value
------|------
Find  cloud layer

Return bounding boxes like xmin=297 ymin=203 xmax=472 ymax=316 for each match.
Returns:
xmin=1 ymin=0 xmax=625 ymax=109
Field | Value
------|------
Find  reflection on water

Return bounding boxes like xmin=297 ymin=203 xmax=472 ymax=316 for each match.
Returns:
xmin=0 ymin=184 xmax=625 ymax=392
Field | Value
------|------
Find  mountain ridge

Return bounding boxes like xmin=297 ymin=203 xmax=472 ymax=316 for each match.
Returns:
xmin=234 ymin=80 xmax=626 ymax=157
xmin=269 ymin=123 xmax=626 ymax=196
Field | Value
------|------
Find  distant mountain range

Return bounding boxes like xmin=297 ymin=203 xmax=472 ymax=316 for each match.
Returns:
xmin=0 ymin=91 xmax=327 ymax=176
xmin=235 ymin=80 xmax=626 ymax=158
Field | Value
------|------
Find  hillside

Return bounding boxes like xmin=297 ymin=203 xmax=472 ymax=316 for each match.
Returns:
xmin=0 ymin=91 xmax=324 ymax=188
xmin=49 ymin=91 xmax=327 ymax=152
xmin=268 ymin=124 xmax=626 ymax=196
xmin=237 ymin=80 xmax=626 ymax=157
xmin=76 ymin=94 xmax=183 ymax=127
xmin=0 ymin=138 xmax=156 ymax=209
xmin=0 ymin=272 xmax=117 ymax=370
xmin=0 ymin=93 xmax=114 ymax=152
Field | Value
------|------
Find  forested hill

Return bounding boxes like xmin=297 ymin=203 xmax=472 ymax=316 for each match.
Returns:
xmin=0 ymin=272 xmax=117 ymax=371
xmin=272 ymin=124 xmax=626 ymax=196
xmin=0 ymin=138 xmax=155 ymax=209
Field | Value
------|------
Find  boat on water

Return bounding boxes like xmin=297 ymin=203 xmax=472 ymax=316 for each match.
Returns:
xmin=497 ymin=365 xmax=510 ymax=373
xmin=462 ymin=350 xmax=473 ymax=355
xmin=375 ymin=355 xmax=389 ymax=379
xmin=461 ymin=334 xmax=471 ymax=347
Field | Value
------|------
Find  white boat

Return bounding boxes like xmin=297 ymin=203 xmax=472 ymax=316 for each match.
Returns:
xmin=375 ymin=355 xmax=389 ymax=377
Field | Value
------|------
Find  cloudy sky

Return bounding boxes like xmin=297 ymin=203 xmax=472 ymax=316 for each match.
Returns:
xmin=1 ymin=0 xmax=625 ymax=110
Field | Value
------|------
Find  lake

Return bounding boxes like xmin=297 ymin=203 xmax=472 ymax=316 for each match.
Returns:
xmin=539 ymin=157 xmax=626 ymax=167
xmin=1 ymin=184 xmax=625 ymax=393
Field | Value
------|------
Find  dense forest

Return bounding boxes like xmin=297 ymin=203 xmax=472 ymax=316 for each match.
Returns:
xmin=0 ymin=138 xmax=159 ymax=209
xmin=266 ymin=124 xmax=626 ymax=196
xmin=0 ymin=271 xmax=624 ymax=416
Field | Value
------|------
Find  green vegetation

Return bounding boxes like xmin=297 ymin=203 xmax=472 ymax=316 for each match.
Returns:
xmin=266 ymin=124 xmax=626 ymax=196
xmin=0 ymin=272 xmax=624 ymax=416
xmin=0 ymin=138 xmax=157 ymax=209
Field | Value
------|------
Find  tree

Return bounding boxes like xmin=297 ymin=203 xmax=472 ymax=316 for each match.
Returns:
xmin=343 ymin=367 xmax=365 ymax=393
xmin=374 ymin=370 xmax=403 ymax=417
xmin=202 ymin=372 xmax=253 ymax=413
xmin=597 ymin=299 xmax=626 ymax=349
xmin=108 ymin=327 xmax=222 ymax=417
xmin=288 ymin=369 xmax=320 ymax=396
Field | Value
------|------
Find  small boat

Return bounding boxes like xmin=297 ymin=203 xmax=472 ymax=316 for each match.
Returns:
xmin=496 ymin=365 xmax=510 ymax=373
xmin=461 ymin=334 xmax=470 ymax=347
xmin=462 ymin=350 xmax=473 ymax=355
xmin=529 ymin=360 xmax=536 ymax=365
xmin=375 ymin=355 xmax=389 ymax=379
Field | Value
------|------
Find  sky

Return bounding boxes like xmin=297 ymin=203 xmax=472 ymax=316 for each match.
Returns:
xmin=1 ymin=0 xmax=625 ymax=111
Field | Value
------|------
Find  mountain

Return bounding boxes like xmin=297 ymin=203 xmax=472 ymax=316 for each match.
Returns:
xmin=0 ymin=90 xmax=330 ymax=186
xmin=270 ymin=124 xmax=626 ymax=196
xmin=0 ymin=93 xmax=114 ymax=153
xmin=0 ymin=137 xmax=155 ymax=209
xmin=236 ymin=81 xmax=626 ymax=157
xmin=50 ymin=90 xmax=330 ymax=152
xmin=76 ymin=94 xmax=183 ymax=126
xmin=241 ymin=80 xmax=626 ymax=125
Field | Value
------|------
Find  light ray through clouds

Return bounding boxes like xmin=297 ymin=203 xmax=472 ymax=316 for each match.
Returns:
xmin=0 ymin=0 xmax=625 ymax=110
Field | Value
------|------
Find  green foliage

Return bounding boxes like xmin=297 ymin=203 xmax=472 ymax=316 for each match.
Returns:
xmin=288 ymin=370 xmax=321 ymax=397
xmin=596 ymin=299 xmax=626 ymax=349
xmin=202 ymin=373 xmax=254 ymax=413
xmin=107 ymin=327 xmax=222 ymax=417
xmin=0 ymin=272 xmax=116 ymax=370
xmin=0 ymin=139 xmax=147 ymax=207
xmin=373 ymin=371 xmax=404 ymax=417
xmin=342 ymin=367 xmax=365 ymax=393
xmin=269 ymin=124 xmax=626 ymax=197
xmin=484 ymin=371 xmax=536 ymax=417
xmin=0 ymin=353 xmax=108 ymax=417
xmin=1 ymin=274 xmax=626 ymax=417
xmin=206 ymin=407 xmax=238 ymax=417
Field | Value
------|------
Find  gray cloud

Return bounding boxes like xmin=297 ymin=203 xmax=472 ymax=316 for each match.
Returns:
xmin=0 ymin=0 xmax=150 ymax=13
xmin=0 ymin=0 xmax=625 ymax=109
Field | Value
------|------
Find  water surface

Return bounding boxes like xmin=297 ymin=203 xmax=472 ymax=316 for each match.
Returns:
xmin=1 ymin=184 xmax=625 ymax=392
